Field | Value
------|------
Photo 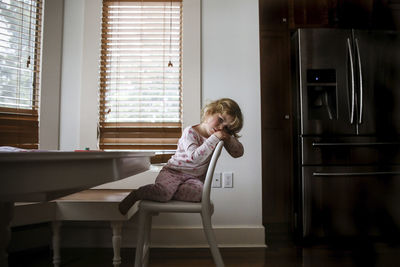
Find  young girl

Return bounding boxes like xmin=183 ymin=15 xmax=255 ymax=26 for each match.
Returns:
xmin=119 ymin=98 xmax=244 ymax=214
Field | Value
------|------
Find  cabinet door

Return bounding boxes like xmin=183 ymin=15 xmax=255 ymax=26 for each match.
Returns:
xmin=259 ymin=0 xmax=288 ymax=31
xmin=288 ymin=0 xmax=381 ymax=29
xmin=288 ymin=0 xmax=339 ymax=28
xmin=260 ymin=31 xmax=293 ymax=226
xmin=260 ymin=31 xmax=290 ymax=129
xmin=336 ymin=0 xmax=397 ymax=29
xmin=335 ymin=0 xmax=374 ymax=28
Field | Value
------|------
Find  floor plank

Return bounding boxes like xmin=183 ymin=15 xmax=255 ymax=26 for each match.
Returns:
xmin=8 ymin=244 xmax=400 ymax=267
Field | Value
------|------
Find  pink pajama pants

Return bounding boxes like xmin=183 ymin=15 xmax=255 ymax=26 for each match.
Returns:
xmin=135 ymin=166 xmax=204 ymax=202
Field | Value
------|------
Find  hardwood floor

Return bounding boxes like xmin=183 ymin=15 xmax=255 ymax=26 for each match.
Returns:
xmin=8 ymin=243 xmax=400 ymax=267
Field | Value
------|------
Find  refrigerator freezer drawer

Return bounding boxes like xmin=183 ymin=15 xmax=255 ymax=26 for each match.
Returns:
xmin=301 ymin=166 xmax=400 ymax=239
xmin=301 ymin=137 xmax=400 ymax=165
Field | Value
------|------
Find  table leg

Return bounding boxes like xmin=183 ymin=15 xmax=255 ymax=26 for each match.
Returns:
xmin=0 ymin=202 xmax=13 ymax=267
xmin=111 ymin=221 xmax=123 ymax=267
xmin=52 ymin=221 xmax=61 ymax=267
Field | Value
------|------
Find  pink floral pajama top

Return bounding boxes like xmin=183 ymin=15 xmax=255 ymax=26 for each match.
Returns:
xmin=166 ymin=126 xmax=244 ymax=179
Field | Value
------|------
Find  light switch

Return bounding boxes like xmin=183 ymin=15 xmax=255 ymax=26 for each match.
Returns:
xmin=223 ymin=172 xmax=233 ymax=188
xmin=212 ymin=172 xmax=222 ymax=188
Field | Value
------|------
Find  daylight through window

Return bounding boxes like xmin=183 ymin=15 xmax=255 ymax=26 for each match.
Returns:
xmin=99 ymin=0 xmax=183 ymax=152
xmin=0 ymin=0 xmax=43 ymax=149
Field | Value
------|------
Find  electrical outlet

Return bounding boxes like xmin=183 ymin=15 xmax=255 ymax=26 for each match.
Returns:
xmin=223 ymin=172 xmax=233 ymax=188
xmin=212 ymin=172 xmax=222 ymax=188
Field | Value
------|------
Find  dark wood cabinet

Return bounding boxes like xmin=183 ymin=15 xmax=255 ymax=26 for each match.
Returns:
xmin=260 ymin=32 xmax=290 ymax=129
xmin=260 ymin=30 xmax=293 ymax=231
xmin=288 ymin=0 xmax=399 ymax=29
xmin=259 ymin=1 xmax=294 ymax=242
xmin=259 ymin=0 xmax=288 ymax=31
xmin=288 ymin=0 xmax=339 ymax=28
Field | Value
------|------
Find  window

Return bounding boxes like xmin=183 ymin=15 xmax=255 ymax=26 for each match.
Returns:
xmin=0 ymin=0 xmax=43 ymax=149
xmin=99 ymin=0 xmax=183 ymax=153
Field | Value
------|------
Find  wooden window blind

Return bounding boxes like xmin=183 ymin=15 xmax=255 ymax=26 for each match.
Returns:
xmin=0 ymin=0 xmax=42 ymax=149
xmin=99 ymin=0 xmax=183 ymax=152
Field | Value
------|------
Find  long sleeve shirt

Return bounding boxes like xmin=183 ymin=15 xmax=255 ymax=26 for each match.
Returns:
xmin=166 ymin=126 xmax=244 ymax=178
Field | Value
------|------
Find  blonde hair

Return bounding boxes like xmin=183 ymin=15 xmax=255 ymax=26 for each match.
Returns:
xmin=201 ymin=98 xmax=243 ymax=138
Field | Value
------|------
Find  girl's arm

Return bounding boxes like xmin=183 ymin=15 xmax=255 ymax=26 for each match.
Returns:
xmin=223 ymin=135 xmax=244 ymax=158
xmin=214 ymin=130 xmax=244 ymax=158
xmin=182 ymin=128 xmax=220 ymax=164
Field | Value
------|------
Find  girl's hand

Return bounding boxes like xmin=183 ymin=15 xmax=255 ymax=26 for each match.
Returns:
xmin=214 ymin=129 xmax=231 ymax=141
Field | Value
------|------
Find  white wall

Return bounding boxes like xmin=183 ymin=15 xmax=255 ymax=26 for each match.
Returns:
xmin=39 ymin=0 xmax=64 ymax=150
xmin=59 ymin=0 xmax=100 ymax=150
xmin=44 ymin=0 xmax=264 ymax=247
xmin=201 ymin=0 xmax=262 ymax=227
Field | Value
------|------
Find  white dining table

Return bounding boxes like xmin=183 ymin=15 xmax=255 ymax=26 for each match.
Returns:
xmin=0 ymin=150 xmax=154 ymax=267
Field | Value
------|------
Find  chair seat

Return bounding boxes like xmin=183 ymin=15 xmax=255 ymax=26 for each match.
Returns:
xmin=139 ymin=200 xmax=213 ymax=213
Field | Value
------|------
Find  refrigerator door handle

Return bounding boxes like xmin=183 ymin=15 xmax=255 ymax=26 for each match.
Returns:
xmin=355 ymin=38 xmax=363 ymax=124
xmin=313 ymin=171 xmax=400 ymax=177
xmin=347 ymin=38 xmax=356 ymax=124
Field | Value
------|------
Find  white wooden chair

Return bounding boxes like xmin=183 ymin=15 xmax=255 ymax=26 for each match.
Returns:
xmin=134 ymin=141 xmax=225 ymax=267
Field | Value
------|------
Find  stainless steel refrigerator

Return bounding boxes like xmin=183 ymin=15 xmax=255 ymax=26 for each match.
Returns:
xmin=291 ymin=28 xmax=400 ymax=241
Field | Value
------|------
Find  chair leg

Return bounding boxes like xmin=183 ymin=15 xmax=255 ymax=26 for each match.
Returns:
xmin=51 ymin=221 xmax=61 ymax=267
xmin=201 ymin=212 xmax=225 ymax=267
xmin=135 ymin=210 xmax=152 ymax=267
xmin=111 ymin=221 xmax=123 ymax=267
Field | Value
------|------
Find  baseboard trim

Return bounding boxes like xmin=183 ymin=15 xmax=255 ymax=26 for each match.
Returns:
xmin=60 ymin=223 xmax=266 ymax=248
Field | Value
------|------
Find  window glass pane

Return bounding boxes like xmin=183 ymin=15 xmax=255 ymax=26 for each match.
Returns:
xmin=0 ymin=0 xmax=41 ymax=111
xmin=100 ymin=1 xmax=182 ymax=124
xmin=99 ymin=1 xmax=182 ymax=151
xmin=0 ymin=0 xmax=42 ymax=149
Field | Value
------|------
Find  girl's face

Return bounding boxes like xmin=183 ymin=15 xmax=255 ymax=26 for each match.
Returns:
xmin=203 ymin=112 xmax=234 ymax=137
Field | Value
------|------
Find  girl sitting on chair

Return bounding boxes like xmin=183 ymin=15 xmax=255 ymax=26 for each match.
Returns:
xmin=119 ymin=98 xmax=244 ymax=214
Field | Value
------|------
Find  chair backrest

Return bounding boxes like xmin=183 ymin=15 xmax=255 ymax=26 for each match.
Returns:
xmin=201 ymin=141 xmax=224 ymax=208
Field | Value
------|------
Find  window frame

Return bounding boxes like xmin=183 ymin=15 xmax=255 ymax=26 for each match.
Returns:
xmin=99 ymin=0 xmax=183 ymax=152
xmin=0 ymin=0 xmax=44 ymax=149
xmin=58 ymin=0 xmax=200 ymax=152
xmin=97 ymin=0 xmax=201 ymax=153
